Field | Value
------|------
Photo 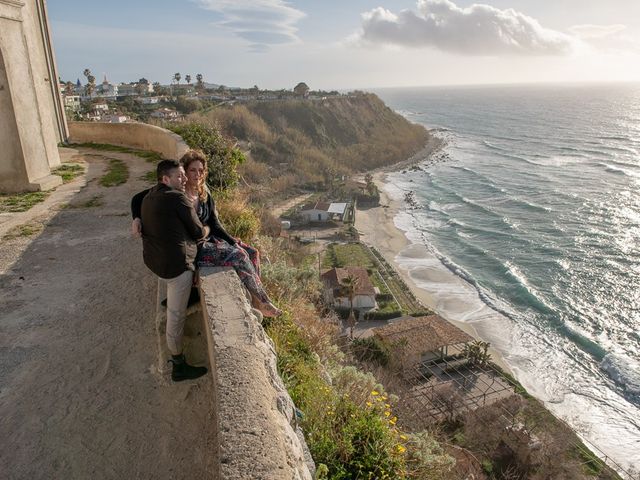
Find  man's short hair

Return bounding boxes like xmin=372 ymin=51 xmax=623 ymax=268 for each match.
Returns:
xmin=156 ymin=159 xmax=181 ymax=181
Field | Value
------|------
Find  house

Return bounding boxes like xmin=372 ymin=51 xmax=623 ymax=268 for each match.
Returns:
xmin=103 ymin=114 xmax=130 ymax=123
xmin=373 ymin=315 xmax=474 ymax=367
xmin=299 ymin=200 xmax=350 ymax=223
xmin=150 ymin=107 xmax=179 ymax=120
xmin=321 ymin=267 xmax=377 ymax=311
xmin=63 ymin=95 xmax=81 ymax=112
xmin=299 ymin=201 xmax=331 ymax=222
xmin=136 ymin=96 xmax=161 ymax=105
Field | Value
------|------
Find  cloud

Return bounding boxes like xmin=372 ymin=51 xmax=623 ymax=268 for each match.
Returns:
xmin=354 ymin=0 xmax=573 ymax=56
xmin=568 ymin=24 xmax=640 ymax=53
xmin=569 ymin=24 xmax=627 ymax=40
xmin=196 ymin=0 xmax=305 ymax=50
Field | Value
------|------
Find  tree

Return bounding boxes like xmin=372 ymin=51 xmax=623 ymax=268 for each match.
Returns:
xmin=185 ymin=74 xmax=191 ymax=85
xmin=293 ymin=81 xmax=310 ymax=97
xmin=462 ymin=340 xmax=492 ymax=367
xmin=173 ymin=72 xmax=181 ymax=84
xmin=195 ymin=73 xmax=204 ymax=90
xmin=135 ymin=82 xmax=147 ymax=96
xmin=340 ymin=274 xmax=359 ymax=339
xmin=138 ymin=77 xmax=149 ymax=85
xmin=83 ymin=68 xmax=96 ymax=97
xmin=64 ymin=81 xmax=74 ymax=95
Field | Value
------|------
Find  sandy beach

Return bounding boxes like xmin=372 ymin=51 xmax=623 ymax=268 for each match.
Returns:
xmin=355 ymin=155 xmax=513 ymax=373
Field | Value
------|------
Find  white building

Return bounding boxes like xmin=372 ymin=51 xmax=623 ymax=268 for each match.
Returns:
xmin=63 ymin=95 xmax=81 ymax=112
xmin=321 ymin=267 xmax=377 ymax=311
xmin=299 ymin=201 xmax=331 ymax=222
xmin=136 ymin=96 xmax=160 ymax=105
xmin=103 ymin=114 xmax=129 ymax=123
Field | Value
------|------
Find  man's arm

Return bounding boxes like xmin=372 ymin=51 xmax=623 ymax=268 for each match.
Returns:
xmin=130 ymin=188 xmax=150 ymax=238
xmin=176 ymin=193 xmax=208 ymax=241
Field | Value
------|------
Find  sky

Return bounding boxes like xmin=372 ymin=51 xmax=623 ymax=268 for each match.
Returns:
xmin=49 ymin=0 xmax=640 ymax=90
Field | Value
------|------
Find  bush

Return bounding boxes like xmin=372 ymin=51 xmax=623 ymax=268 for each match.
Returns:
xmin=215 ymin=191 xmax=260 ymax=240
xmin=366 ymin=310 xmax=403 ymax=321
xmin=351 ymin=337 xmax=390 ymax=367
xmin=170 ymin=122 xmax=245 ymax=191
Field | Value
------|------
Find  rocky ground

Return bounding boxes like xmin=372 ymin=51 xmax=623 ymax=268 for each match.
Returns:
xmin=0 ymin=147 xmax=217 ymax=479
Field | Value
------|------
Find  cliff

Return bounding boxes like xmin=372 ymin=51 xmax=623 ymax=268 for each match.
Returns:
xmin=189 ymin=93 xmax=429 ymax=193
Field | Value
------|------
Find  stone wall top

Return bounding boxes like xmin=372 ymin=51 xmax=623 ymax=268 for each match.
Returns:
xmin=199 ymin=267 xmax=314 ymax=480
xmin=68 ymin=122 xmax=189 ymax=161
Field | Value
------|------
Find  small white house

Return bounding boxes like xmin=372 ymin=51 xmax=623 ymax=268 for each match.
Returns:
xmin=103 ymin=114 xmax=129 ymax=123
xmin=299 ymin=201 xmax=331 ymax=222
xmin=321 ymin=267 xmax=377 ymax=311
xmin=137 ymin=96 xmax=160 ymax=105
xmin=150 ymin=107 xmax=179 ymax=120
xmin=63 ymin=95 xmax=81 ymax=112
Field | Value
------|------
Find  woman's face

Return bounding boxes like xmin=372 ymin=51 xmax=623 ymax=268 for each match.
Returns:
xmin=185 ymin=160 xmax=205 ymax=187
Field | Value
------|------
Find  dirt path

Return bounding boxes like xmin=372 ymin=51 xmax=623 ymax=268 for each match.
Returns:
xmin=0 ymin=147 xmax=217 ymax=479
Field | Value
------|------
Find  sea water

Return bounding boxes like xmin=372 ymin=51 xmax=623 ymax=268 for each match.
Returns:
xmin=374 ymin=83 xmax=640 ymax=473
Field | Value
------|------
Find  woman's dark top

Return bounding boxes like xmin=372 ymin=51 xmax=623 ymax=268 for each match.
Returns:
xmin=131 ymin=188 xmax=236 ymax=245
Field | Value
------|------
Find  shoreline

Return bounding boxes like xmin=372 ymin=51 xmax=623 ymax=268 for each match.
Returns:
xmin=355 ymin=139 xmax=513 ymax=374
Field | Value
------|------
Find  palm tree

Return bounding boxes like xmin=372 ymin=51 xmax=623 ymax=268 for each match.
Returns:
xmin=185 ymin=74 xmax=191 ymax=85
xmin=340 ymin=274 xmax=359 ymax=339
xmin=462 ymin=340 xmax=492 ymax=367
xmin=83 ymin=69 xmax=95 ymax=97
xmin=173 ymin=72 xmax=181 ymax=84
xmin=196 ymin=73 xmax=203 ymax=90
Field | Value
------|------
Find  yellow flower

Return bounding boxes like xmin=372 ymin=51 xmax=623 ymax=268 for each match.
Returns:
xmin=371 ymin=390 xmax=380 ymax=396
xmin=400 ymin=434 xmax=407 ymax=440
xmin=366 ymin=401 xmax=373 ymax=407
xmin=390 ymin=417 xmax=397 ymax=425
xmin=384 ymin=411 xmax=391 ymax=417
xmin=385 ymin=403 xmax=391 ymax=408
xmin=396 ymin=445 xmax=406 ymax=453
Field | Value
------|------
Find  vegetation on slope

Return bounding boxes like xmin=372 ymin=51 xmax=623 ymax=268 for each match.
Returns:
xmin=188 ymin=93 xmax=429 ymax=196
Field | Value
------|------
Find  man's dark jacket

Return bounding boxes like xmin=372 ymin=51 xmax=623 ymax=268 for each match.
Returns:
xmin=141 ymin=183 xmax=206 ymax=279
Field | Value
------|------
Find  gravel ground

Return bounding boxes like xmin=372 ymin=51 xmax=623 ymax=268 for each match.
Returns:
xmin=0 ymin=147 xmax=217 ymax=479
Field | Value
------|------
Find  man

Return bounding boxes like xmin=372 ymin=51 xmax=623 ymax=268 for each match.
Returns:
xmin=141 ymin=159 xmax=210 ymax=381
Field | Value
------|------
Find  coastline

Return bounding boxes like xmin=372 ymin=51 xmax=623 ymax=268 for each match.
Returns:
xmin=355 ymin=141 xmax=512 ymax=374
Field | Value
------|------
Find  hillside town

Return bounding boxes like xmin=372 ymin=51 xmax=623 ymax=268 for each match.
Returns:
xmin=60 ymin=70 xmax=341 ymax=123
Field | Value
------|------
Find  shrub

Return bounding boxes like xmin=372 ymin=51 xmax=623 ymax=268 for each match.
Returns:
xmin=215 ymin=191 xmax=260 ymax=240
xmin=170 ymin=122 xmax=245 ymax=191
xmin=351 ymin=337 xmax=390 ymax=367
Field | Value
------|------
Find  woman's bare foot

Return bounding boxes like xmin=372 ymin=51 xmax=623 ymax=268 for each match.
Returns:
xmin=258 ymin=301 xmax=282 ymax=318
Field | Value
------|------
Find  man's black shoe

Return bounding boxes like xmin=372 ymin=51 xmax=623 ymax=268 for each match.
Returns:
xmin=169 ymin=354 xmax=207 ymax=382
xmin=161 ymin=287 xmax=200 ymax=308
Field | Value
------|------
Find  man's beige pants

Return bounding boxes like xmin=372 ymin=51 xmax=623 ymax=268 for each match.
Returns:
xmin=163 ymin=270 xmax=194 ymax=355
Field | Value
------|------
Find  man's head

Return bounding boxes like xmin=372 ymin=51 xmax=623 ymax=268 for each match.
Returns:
xmin=157 ymin=159 xmax=187 ymax=191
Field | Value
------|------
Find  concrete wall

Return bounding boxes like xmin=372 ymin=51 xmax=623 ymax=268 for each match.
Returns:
xmin=0 ymin=0 xmax=63 ymax=193
xmin=199 ymin=268 xmax=314 ymax=480
xmin=68 ymin=122 xmax=189 ymax=161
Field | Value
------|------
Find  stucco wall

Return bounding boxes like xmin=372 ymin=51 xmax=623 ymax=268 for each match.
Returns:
xmin=68 ymin=122 xmax=189 ymax=160
xmin=199 ymin=268 xmax=314 ymax=480
xmin=0 ymin=0 xmax=63 ymax=192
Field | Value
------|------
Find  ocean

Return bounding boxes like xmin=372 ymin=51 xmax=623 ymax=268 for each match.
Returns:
xmin=374 ymin=83 xmax=640 ymax=473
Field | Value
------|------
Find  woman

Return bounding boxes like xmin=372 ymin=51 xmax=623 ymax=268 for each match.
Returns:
xmin=181 ymin=150 xmax=281 ymax=317
xmin=131 ymin=150 xmax=281 ymax=318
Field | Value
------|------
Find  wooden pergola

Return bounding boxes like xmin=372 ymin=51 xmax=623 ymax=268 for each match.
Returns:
xmin=374 ymin=315 xmax=474 ymax=369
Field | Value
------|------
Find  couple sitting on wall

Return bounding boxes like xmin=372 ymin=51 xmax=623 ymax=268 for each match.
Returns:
xmin=131 ymin=149 xmax=281 ymax=382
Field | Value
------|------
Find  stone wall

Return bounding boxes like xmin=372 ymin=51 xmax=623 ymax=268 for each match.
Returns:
xmin=68 ymin=122 xmax=189 ymax=160
xmin=0 ymin=0 xmax=64 ymax=193
xmin=199 ymin=268 xmax=314 ymax=480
